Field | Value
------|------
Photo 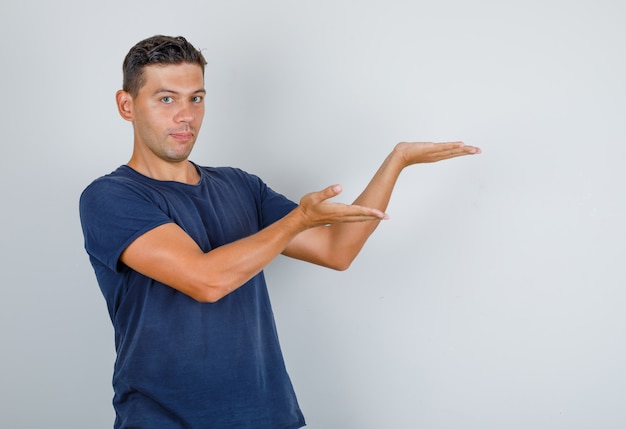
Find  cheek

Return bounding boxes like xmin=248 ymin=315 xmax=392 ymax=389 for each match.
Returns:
xmin=143 ymin=109 xmax=171 ymax=131
xmin=194 ymin=107 xmax=205 ymax=126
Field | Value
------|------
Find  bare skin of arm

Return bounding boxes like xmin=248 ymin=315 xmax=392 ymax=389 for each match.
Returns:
xmin=120 ymin=141 xmax=480 ymax=303
xmin=120 ymin=183 xmax=386 ymax=303
xmin=283 ymin=141 xmax=480 ymax=269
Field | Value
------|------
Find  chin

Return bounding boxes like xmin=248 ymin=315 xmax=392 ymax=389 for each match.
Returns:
xmin=164 ymin=149 xmax=194 ymax=162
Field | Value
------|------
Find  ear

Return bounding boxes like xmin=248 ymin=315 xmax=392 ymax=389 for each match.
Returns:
xmin=116 ymin=90 xmax=134 ymax=122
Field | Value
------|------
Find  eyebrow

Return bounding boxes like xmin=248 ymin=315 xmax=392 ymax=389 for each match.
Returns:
xmin=153 ymin=88 xmax=207 ymax=96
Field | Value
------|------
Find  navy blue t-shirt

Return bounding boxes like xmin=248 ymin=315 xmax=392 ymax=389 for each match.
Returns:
xmin=79 ymin=164 xmax=304 ymax=429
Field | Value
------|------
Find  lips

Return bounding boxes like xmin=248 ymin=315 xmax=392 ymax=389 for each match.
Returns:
xmin=170 ymin=132 xmax=194 ymax=142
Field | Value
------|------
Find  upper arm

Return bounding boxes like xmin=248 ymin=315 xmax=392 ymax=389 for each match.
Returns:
xmin=282 ymin=225 xmax=352 ymax=271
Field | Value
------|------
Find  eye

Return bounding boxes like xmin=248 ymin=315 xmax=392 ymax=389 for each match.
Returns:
xmin=161 ymin=96 xmax=173 ymax=104
xmin=192 ymin=95 xmax=203 ymax=103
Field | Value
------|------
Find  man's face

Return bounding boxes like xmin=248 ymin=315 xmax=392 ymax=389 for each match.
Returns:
xmin=129 ymin=63 xmax=206 ymax=163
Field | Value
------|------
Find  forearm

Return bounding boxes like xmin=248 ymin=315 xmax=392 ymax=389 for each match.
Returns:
xmin=191 ymin=207 xmax=310 ymax=301
xmin=283 ymin=146 xmax=406 ymax=270
xmin=284 ymin=140 xmax=481 ymax=269
xmin=121 ymin=206 xmax=311 ymax=303
xmin=352 ymin=146 xmax=405 ymax=216
xmin=123 ymin=183 xmax=386 ymax=302
xmin=222 ymin=156 xmax=404 ymax=277
xmin=325 ymin=146 xmax=406 ymax=264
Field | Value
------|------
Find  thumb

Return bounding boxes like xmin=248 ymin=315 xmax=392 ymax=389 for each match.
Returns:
xmin=322 ymin=184 xmax=342 ymax=201
xmin=300 ymin=184 xmax=343 ymax=207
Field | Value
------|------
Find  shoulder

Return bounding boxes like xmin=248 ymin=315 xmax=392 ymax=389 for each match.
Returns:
xmin=195 ymin=164 xmax=266 ymax=190
xmin=79 ymin=166 xmax=168 ymax=222
xmin=197 ymin=165 xmax=259 ymax=180
xmin=81 ymin=165 xmax=135 ymax=192
xmin=80 ymin=166 xmax=159 ymax=202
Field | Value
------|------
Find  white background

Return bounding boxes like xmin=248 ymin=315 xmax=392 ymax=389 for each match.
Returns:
xmin=1 ymin=1 xmax=625 ymax=428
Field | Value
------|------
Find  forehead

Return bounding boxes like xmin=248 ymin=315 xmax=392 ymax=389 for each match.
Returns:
xmin=140 ymin=63 xmax=205 ymax=92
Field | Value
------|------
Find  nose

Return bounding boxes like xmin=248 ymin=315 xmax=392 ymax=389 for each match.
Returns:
xmin=174 ymin=102 xmax=194 ymax=123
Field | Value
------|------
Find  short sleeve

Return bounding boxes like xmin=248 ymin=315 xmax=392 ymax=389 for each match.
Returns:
xmin=79 ymin=177 xmax=172 ymax=272
xmin=230 ymin=168 xmax=298 ymax=228
xmin=259 ymin=183 xmax=298 ymax=227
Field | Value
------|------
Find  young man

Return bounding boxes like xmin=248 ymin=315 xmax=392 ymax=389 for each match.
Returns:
xmin=80 ymin=35 xmax=480 ymax=428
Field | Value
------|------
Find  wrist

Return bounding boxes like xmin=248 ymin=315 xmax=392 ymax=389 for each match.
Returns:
xmin=284 ymin=205 xmax=312 ymax=233
xmin=388 ymin=143 xmax=411 ymax=170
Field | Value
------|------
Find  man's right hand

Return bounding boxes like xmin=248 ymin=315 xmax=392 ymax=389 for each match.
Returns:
xmin=295 ymin=184 xmax=389 ymax=229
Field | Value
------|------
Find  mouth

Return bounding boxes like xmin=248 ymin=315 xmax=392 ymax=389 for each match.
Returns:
xmin=170 ymin=132 xmax=194 ymax=142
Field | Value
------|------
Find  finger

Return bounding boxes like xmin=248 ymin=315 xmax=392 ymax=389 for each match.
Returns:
xmin=343 ymin=204 xmax=389 ymax=220
xmin=330 ymin=213 xmax=388 ymax=223
xmin=433 ymin=144 xmax=481 ymax=160
xmin=433 ymin=141 xmax=465 ymax=150
xmin=443 ymin=142 xmax=480 ymax=154
xmin=423 ymin=142 xmax=465 ymax=156
xmin=339 ymin=216 xmax=387 ymax=223
xmin=320 ymin=184 xmax=343 ymax=202
xmin=360 ymin=206 xmax=389 ymax=220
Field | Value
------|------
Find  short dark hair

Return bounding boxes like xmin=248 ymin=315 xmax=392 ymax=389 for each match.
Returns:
xmin=122 ymin=35 xmax=207 ymax=97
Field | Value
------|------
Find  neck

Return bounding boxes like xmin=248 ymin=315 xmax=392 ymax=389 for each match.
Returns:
xmin=127 ymin=156 xmax=200 ymax=184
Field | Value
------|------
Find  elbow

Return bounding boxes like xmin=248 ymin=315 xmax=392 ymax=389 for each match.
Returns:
xmin=326 ymin=255 xmax=355 ymax=272
xmin=186 ymin=276 xmax=238 ymax=304
xmin=186 ymin=287 xmax=223 ymax=304
xmin=310 ymin=248 xmax=359 ymax=271
xmin=193 ymin=291 xmax=224 ymax=304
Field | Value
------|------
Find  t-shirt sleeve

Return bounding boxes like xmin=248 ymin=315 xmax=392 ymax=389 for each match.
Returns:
xmin=234 ymin=169 xmax=298 ymax=227
xmin=79 ymin=178 xmax=172 ymax=272
xmin=260 ymin=184 xmax=298 ymax=226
